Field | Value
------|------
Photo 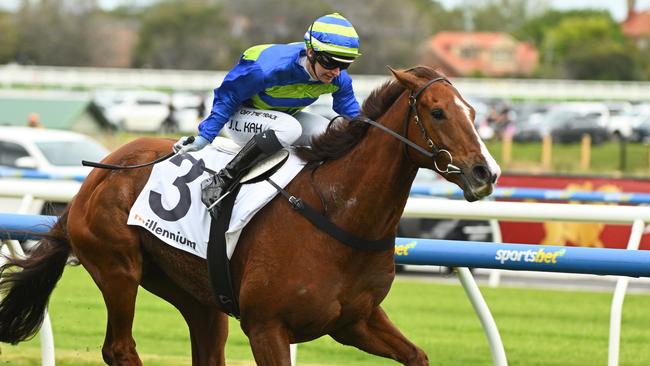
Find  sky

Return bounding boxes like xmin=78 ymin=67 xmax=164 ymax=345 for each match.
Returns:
xmin=2 ymin=0 xmax=650 ymax=21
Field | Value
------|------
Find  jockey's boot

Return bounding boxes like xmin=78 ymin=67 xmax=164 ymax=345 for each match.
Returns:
xmin=201 ymin=130 xmax=283 ymax=216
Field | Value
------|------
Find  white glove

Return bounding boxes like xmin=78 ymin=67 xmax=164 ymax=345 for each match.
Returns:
xmin=173 ymin=135 xmax=210 ymax=154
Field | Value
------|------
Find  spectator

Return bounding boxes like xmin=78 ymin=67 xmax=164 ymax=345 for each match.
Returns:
xmin=27 ymin=113 xmax=43 ymax=128
xmin=196 ymin=94 xmax=206 ymax=122
xmin=488 ymin=103 xmax=513 ymax=140
xmin=161 ymin=99 xmax=179 ymax=133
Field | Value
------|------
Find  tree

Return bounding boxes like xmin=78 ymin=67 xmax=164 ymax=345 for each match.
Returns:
xmin=516 ymin=9 xmax=620 ymax=47
xmin=309 ymin=0 xmax=461 ymax=73
xmin=563 ymin=47 xmax=641 ymax=81
xmin=0 ymin=11 xmax=17 ymax=63
xmin=470 ymin=0 xmax=547 ymax=34
xmin=224 ymin=0 xmax=332 ymax=46
xmin=540 ymin=15 xmax=642 ymax=79
xmin=133 ymin=0 xmax=237 ymax=70
xmin=13 ymin=0 xmax=101 ymax=66
xmin=424 ymin=0 xmax=465 ymax=32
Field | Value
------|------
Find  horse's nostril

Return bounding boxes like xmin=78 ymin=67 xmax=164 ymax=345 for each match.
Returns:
xmin=472 ymin=165 xmax=490 ymax=183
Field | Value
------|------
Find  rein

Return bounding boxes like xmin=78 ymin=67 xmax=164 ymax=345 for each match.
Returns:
xmin=82 ymin=151 xmax=176 ymax=170
xmin=81 ymin=137 xmax=202 ymax=171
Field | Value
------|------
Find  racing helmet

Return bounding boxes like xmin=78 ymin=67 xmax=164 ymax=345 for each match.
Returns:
xmin=304 ymin=13 xmax=361 ymax=61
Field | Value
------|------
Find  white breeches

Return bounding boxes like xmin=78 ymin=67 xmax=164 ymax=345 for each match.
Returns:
xmin=223 ymin=107 xmax=331 ymax=148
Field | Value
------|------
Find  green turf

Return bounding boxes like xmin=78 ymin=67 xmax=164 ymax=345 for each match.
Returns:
xmin=485 ymin=140 xmax=650 ymax=176
xmin=2 ymin=267 xmax=649 ymax=365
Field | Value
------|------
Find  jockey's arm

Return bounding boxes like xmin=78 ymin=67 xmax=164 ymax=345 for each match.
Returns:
xmin=198 ymin=62 xmax=265 ymax=142
xmin=331 ymin=73 xmax=361 ymax=119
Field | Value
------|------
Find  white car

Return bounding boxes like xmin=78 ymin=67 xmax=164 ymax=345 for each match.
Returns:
xmin=0 ymin=126 xmax=109 ymax=177
xmin=607 ymin=103 xmax=650 ymax=139
xmin=171 ymin=91 xmax=209 ymax=133
xmin=94 ymin=90 xmax=171 ymax=132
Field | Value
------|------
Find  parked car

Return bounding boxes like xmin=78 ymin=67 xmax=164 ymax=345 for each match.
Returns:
xmin=171 ymin=91 xmax=210 ymax=133
xmin=509 ymin=103 xmax=550 ymax=141
xmin=0 ymin=126 xmax=109 ymax=176
xmin=551 ymin=112 xmax=610 ymax=144
xmin=512 ymin=116 xmax=546 ymax=142
xmin=631 ymin=116 xmax=650 ymax=143
xmin=603 ymin=102 xmax=650 ymax=140
xmin=513 ymin=102 xmax=610 ymax=143
xmin=605 ymin=102 xmax=634 ymax=139
xmin=93 ymin=89 xmax=171 ymax=132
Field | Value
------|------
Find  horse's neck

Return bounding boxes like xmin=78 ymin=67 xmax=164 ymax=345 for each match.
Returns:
xmin=319 ymin=102 xmax=418 ymax=240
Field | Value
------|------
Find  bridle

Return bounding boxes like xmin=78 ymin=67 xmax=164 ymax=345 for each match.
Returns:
xmin=356 ymin=76 xmax=461 ymax=174
xmin=404 ymin=76 xmax=460 ymax=174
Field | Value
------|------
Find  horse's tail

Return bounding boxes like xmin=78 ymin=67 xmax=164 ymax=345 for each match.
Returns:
xmin=0 ymin=209 xmax=71 ymax=344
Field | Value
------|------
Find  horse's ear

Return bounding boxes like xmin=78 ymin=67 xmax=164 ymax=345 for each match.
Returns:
xmin=387 ymin=66 xmax=420 ymax=91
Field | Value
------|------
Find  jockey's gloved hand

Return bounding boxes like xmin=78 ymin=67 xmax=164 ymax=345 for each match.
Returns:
xmin=173 ymin=135 xmax=210 ymax=154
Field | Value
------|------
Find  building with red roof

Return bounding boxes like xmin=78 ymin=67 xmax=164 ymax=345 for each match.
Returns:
xmin=622 ymin=0 xmax=650 ymax=51
xmin=420 ymin=31 xmax=539 ymax=78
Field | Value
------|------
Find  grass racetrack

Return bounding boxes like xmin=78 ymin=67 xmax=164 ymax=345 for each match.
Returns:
xmin=2 ymin=266 xmax=650 ymax=365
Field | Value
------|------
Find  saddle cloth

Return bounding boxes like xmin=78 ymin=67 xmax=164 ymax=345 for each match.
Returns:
xmin=127 ymin=138 xmax=305 ymax=259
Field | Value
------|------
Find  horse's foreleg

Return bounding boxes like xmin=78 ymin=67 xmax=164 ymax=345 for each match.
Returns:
xmin=331 ymin=306 xmax=429 ymax=366
xmin=244 ymin=323 xmax=292 ymax=366
xmin=102 ymin=322 xmax=113 ymax=364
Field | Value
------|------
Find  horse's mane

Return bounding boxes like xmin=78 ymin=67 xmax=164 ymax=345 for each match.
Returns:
xmin=296 ymin=66 xmax=443 ymax=163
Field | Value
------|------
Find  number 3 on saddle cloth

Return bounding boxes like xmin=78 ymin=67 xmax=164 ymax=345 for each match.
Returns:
xmin=127 ymin=138 xmax=299 ymax=317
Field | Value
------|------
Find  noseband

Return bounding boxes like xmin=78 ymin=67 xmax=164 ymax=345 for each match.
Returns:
xmin=356 ymin=76 xmax=461 ymax=174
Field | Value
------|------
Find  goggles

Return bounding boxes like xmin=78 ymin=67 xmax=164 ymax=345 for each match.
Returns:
xmin=315 ymin=52 xmax=353 ymax=70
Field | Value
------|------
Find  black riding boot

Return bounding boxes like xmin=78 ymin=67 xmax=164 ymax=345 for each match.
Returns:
xmin=201 ymin=130 xmax=283 ymax=214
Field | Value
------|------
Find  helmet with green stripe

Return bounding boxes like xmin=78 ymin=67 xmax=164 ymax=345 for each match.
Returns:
xmin=304 ymin=13 xmax=361 ymax=61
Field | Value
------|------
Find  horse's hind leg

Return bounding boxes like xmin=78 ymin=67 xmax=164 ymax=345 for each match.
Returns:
xmin=86 ymin=259 xmax=142 ymax=365
xmin=70 ymin=225 xmax=144 ymax=365
xmin=330 ymin=306 xmax=429 ymax=366
xmin=141 ymin=264 xmax=228 ymax=366
xmin=92 ymin=260 xmax=142 ymax=365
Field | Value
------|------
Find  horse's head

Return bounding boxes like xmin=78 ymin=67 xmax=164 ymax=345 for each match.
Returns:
xmin=390 ymin=67 xmax=500 ymax=201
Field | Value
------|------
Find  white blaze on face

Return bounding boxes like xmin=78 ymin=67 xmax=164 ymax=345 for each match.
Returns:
xmin=454 ymin=96 xmax=501 ymax=180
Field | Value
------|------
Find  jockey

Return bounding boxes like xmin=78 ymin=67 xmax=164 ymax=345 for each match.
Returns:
xmin=173 ymin=12 xmax=362 ymax=212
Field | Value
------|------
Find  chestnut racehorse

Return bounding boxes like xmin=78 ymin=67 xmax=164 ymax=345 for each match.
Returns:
xmin=0 ymin=66 xmax=499 ymax=365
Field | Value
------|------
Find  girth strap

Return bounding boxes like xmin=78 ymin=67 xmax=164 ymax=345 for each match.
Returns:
xmin=266 ymin=178 xmax=395 ymax=251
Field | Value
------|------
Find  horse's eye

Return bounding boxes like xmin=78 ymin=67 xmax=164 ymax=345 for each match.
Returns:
xmin=431 ymin=108 xmax=445 ymax=120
